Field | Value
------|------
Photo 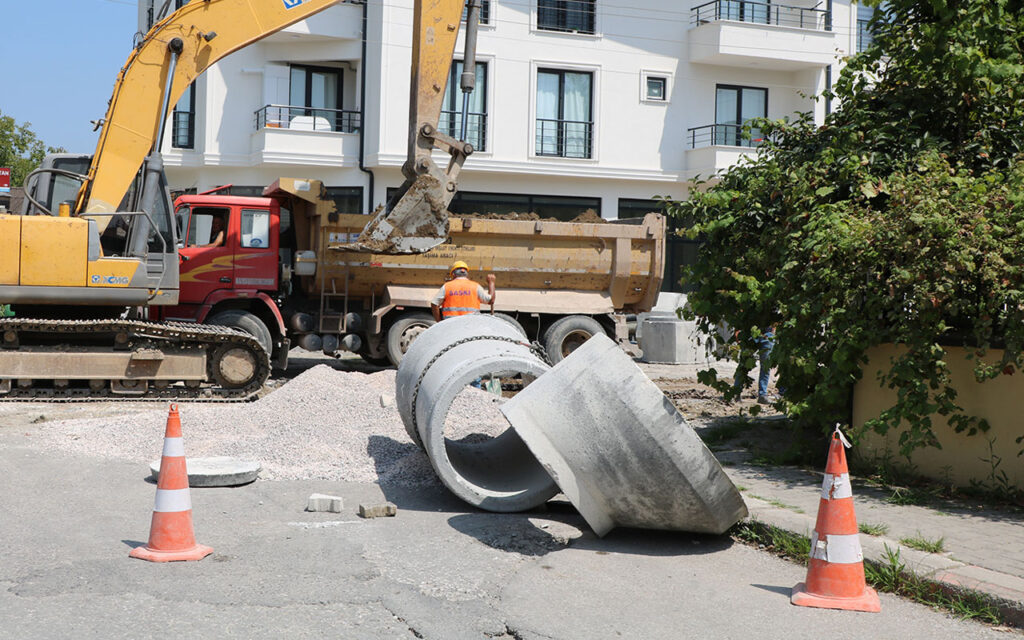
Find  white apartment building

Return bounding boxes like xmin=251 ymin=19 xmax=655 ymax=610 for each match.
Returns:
xmin=137 ymin=0 xmax=876 ymax=291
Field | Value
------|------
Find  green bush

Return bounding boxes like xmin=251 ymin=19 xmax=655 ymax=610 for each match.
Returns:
xmin=667 ymin=0 xmax=1024 ymax=454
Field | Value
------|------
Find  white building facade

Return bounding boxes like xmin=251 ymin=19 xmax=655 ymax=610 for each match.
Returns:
xmin=138 ymin=0 xmax=873 ymax=290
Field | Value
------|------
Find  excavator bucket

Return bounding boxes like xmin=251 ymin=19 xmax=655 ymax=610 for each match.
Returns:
xmin=336 ymin=174 xmax=451 ymax=254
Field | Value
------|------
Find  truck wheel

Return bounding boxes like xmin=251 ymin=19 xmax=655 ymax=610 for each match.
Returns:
xmin=543 ymin=315 xmax=604 ymax=364
xmin=386 ymin=312 xmax=436 ymax=367
xmin=207 ymin=310 xmax=273 ymax=357
xmin=492 ymin=312 xmax=527 ymax=338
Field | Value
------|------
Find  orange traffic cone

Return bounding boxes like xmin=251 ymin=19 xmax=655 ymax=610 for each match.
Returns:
xmin=791 ymin=425 xmax=880 ymax=612
xmin=130 ymin=404 xmax=213 ymax=563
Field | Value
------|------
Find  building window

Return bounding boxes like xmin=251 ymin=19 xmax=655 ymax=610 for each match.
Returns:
xmin=714 ymin=85 xmax=767 ymax=147
xmin=441 ymin=61 xmax=488 ymax=152
xmin=538 ymin=0 xmax=596 ymax=34
xmin=619 ymin=199 xmax=694 ymax=293
xmin=462 ymin=0 xmax=491 ymax=25
xmin=644 ymin=75 xmax=667 ymax=102
xmin=536 ymin=69 xmax=593 ymax=159
xmin=392 ymin=189 xmax=600 ymax=221
xmin=856 ymin=5 xmax=875 ymax=52
xmin=325 ymin=187 xmax=363 ymax=215
xmin=289 ymin=64 xmax=347 ymax=132
xmin=171 ymin=83 xmax=196 ymax=149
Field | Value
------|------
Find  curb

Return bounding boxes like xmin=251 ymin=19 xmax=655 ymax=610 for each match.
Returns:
xmin=745 ymin=498 xmax=1024 ymax=628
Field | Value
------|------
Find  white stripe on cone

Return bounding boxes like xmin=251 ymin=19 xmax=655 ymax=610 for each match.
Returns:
xmin=154 ymin=488 xmax=193 ymax=513
xmin=161 ymin=437 xmax=185 ymax=457
xmin=810 ymin=531 xmax=864 ymax=564
xmin=820 ymin=473 xmax=854 ymax=500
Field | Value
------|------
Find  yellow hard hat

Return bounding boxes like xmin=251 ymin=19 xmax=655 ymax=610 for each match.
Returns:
xmin=450 ymin=260 xmax=469 ymax=274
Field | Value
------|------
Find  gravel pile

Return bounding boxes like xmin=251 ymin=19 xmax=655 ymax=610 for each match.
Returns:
xmin=25 ymin=365 xmax=512 ymax=486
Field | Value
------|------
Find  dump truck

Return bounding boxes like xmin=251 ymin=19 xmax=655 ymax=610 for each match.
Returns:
xmin=157 ymin=178 xmax=666 ymax=368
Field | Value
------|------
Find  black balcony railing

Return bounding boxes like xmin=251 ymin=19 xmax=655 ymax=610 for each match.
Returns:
xmin=538 ymin=0 xmax=596 ymax=34
xmin=254 ymin=104 xmax=361 ymax=133
xmin=691 ymin=0 xmax=831 ymax=31
xmin=439 ymin=110 xmax=488 ymax=152
xmin=687 ymin=123 xmax=765 ymax=149
xmin=536 ymin=118 xmax=593 ymax=159
xmin=171 ymin=110 xmax=194 ymax=149
xmin=856 ymin=19 xmax=874 ymax=52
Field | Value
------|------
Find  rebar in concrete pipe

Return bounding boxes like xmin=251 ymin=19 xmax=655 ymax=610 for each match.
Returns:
xmin=394 ymin=315 xmax=557 ymax=512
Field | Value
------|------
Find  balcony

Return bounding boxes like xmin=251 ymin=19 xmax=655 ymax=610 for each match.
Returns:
xmin=689 ymin=0 xmax=835 ymax=70
xmin=264 ymin=3 xmax=362 ymax=42
xmin=535 ymin=118 xmax=594 ymax=159
xmin=685 ymin=124 xmax=761 ymax=179
xmin=439 ymin=111 xmax=488 ymax=153
xmin=250 ymin=105 xmax=361 ymax=166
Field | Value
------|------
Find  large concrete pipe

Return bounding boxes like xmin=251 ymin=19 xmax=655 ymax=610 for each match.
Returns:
xmin=394 ymin=315 xmax=557 ymax=512
xmin=500 ymin=333 xmax=748 ymax=536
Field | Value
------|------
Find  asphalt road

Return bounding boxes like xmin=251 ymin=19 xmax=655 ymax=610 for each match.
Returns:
xmin=0 ymin=426 xmax=1008 ymax=640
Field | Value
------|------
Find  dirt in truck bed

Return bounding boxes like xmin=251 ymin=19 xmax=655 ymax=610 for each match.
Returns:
xmin=454 ymin=209 xmax=607 ymax=223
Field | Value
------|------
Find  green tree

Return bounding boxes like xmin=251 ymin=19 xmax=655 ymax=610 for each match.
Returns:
xmin=668 ymin=0 xmax=1024 ymax=454
xmin=0 ymin=109 xmax=65 ymax=187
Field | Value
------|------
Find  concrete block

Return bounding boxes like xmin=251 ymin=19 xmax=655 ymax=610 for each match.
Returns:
xmin=500 ymin=334 xmax=748 ymax=537
xmin=305 ymin=493 xmax=344 ymax=513
xmin=639 ymin=317 xmax=712 ymax=365
xmin=358 ymin=502 xmax=398 ymax=519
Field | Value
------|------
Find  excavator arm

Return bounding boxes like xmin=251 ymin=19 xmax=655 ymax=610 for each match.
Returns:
xmin=77 ymin=0 xmax=474 ymax=254
xmin=81 ymin=0 xmax=344 ymax=220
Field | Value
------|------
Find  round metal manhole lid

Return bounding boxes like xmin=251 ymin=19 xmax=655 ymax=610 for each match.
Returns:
xmin=150 ymin=456 xmax=261 ymax=487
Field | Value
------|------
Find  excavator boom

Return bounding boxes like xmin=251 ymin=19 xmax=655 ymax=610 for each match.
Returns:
xmin=80 ymin=0 xmax=472 ymax=254
xmin=82 ymin=0 xmax=342 ymax=220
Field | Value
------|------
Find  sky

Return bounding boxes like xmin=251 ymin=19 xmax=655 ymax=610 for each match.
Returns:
xmin=1 ymin=0 xmax=139 ymax=153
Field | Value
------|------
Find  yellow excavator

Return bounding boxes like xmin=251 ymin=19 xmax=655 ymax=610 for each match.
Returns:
xmin=0 ymin=0 xmax=481 ymax=399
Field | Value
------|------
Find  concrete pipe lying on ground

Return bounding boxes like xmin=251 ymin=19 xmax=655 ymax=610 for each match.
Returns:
xmin=394 ymin=315 xmax=557 ymax=512
xmin=500 ymin=333 xmax=748 ymax=536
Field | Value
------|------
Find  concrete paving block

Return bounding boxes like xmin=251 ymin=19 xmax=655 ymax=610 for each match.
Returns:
xmin=500 ymin=334 xmax=748 ymax=537
xmin=639 ymin=317 xmax=711 ymax=365
xmin=149 ymin=456 xmax=260 ymax=487
xmin=306 ymin=493 xmax=344 ymax=513
xmin=359 ymin=502 xmax=398 ymax=519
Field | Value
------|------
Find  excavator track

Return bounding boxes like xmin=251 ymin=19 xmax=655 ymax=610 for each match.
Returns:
xmin=0 ymin=318 xmax=270 ymax=402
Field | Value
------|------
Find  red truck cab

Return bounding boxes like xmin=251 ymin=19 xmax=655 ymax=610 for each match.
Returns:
xmin=151 ymin=194 xmax=289 ymax=366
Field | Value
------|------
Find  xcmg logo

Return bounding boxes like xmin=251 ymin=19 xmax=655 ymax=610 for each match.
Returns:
xmin=91 ymin=275 xmax=130 ymax=286
xmin=283 ymin=0 xmax=306 ymax=8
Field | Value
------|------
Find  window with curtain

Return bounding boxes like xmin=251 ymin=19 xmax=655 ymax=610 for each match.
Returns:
xmin=714 ymin=85 xmax=767 ymax=147
xmin=171 ymin=83 xmax=195 ymax=149
xmin=289 ymin=65 xmax=345 ymax=132
xmin=442 ymin=61 xmax=488 ymax=151
xmin=536 ymin=69 xmax=593 ymax=159
xmin=856 ymin=5 xmax=875 ymax=52
xmin=538 ymin=1 xmax=596 ymax=34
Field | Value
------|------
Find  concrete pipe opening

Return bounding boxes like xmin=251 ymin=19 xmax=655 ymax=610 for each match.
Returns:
xmin=395 ymin=315 xmax=556 ymax=512
xmin=396 ymin=314 xmax=534 ymax=449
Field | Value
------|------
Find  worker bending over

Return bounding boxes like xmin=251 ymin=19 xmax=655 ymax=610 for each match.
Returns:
xmin=431 ymin=261 xmax=496 ymax=321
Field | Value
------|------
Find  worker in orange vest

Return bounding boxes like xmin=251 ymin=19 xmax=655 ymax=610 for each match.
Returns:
xmin=430 ymin=260 xmax=496 ymax=321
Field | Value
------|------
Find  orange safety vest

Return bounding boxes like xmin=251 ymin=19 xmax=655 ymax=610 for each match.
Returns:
xmin=441 ymin=278 xmax=482 ymax=318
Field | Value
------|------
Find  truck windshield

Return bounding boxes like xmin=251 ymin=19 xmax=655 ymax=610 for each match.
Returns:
xmin=186 ymin=207 xmax=229 ymax=248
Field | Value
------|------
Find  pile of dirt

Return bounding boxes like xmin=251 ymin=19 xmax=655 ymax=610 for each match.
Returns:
xmin=570 ymin=209 xmax=605 ymax=224
xmin=454 ymin=209 xmax=607 ymax=223
xmin=454 ymin=212 xmax=542 ymax=221
xmin=24 ymin=365 xmax=512 ymax=487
